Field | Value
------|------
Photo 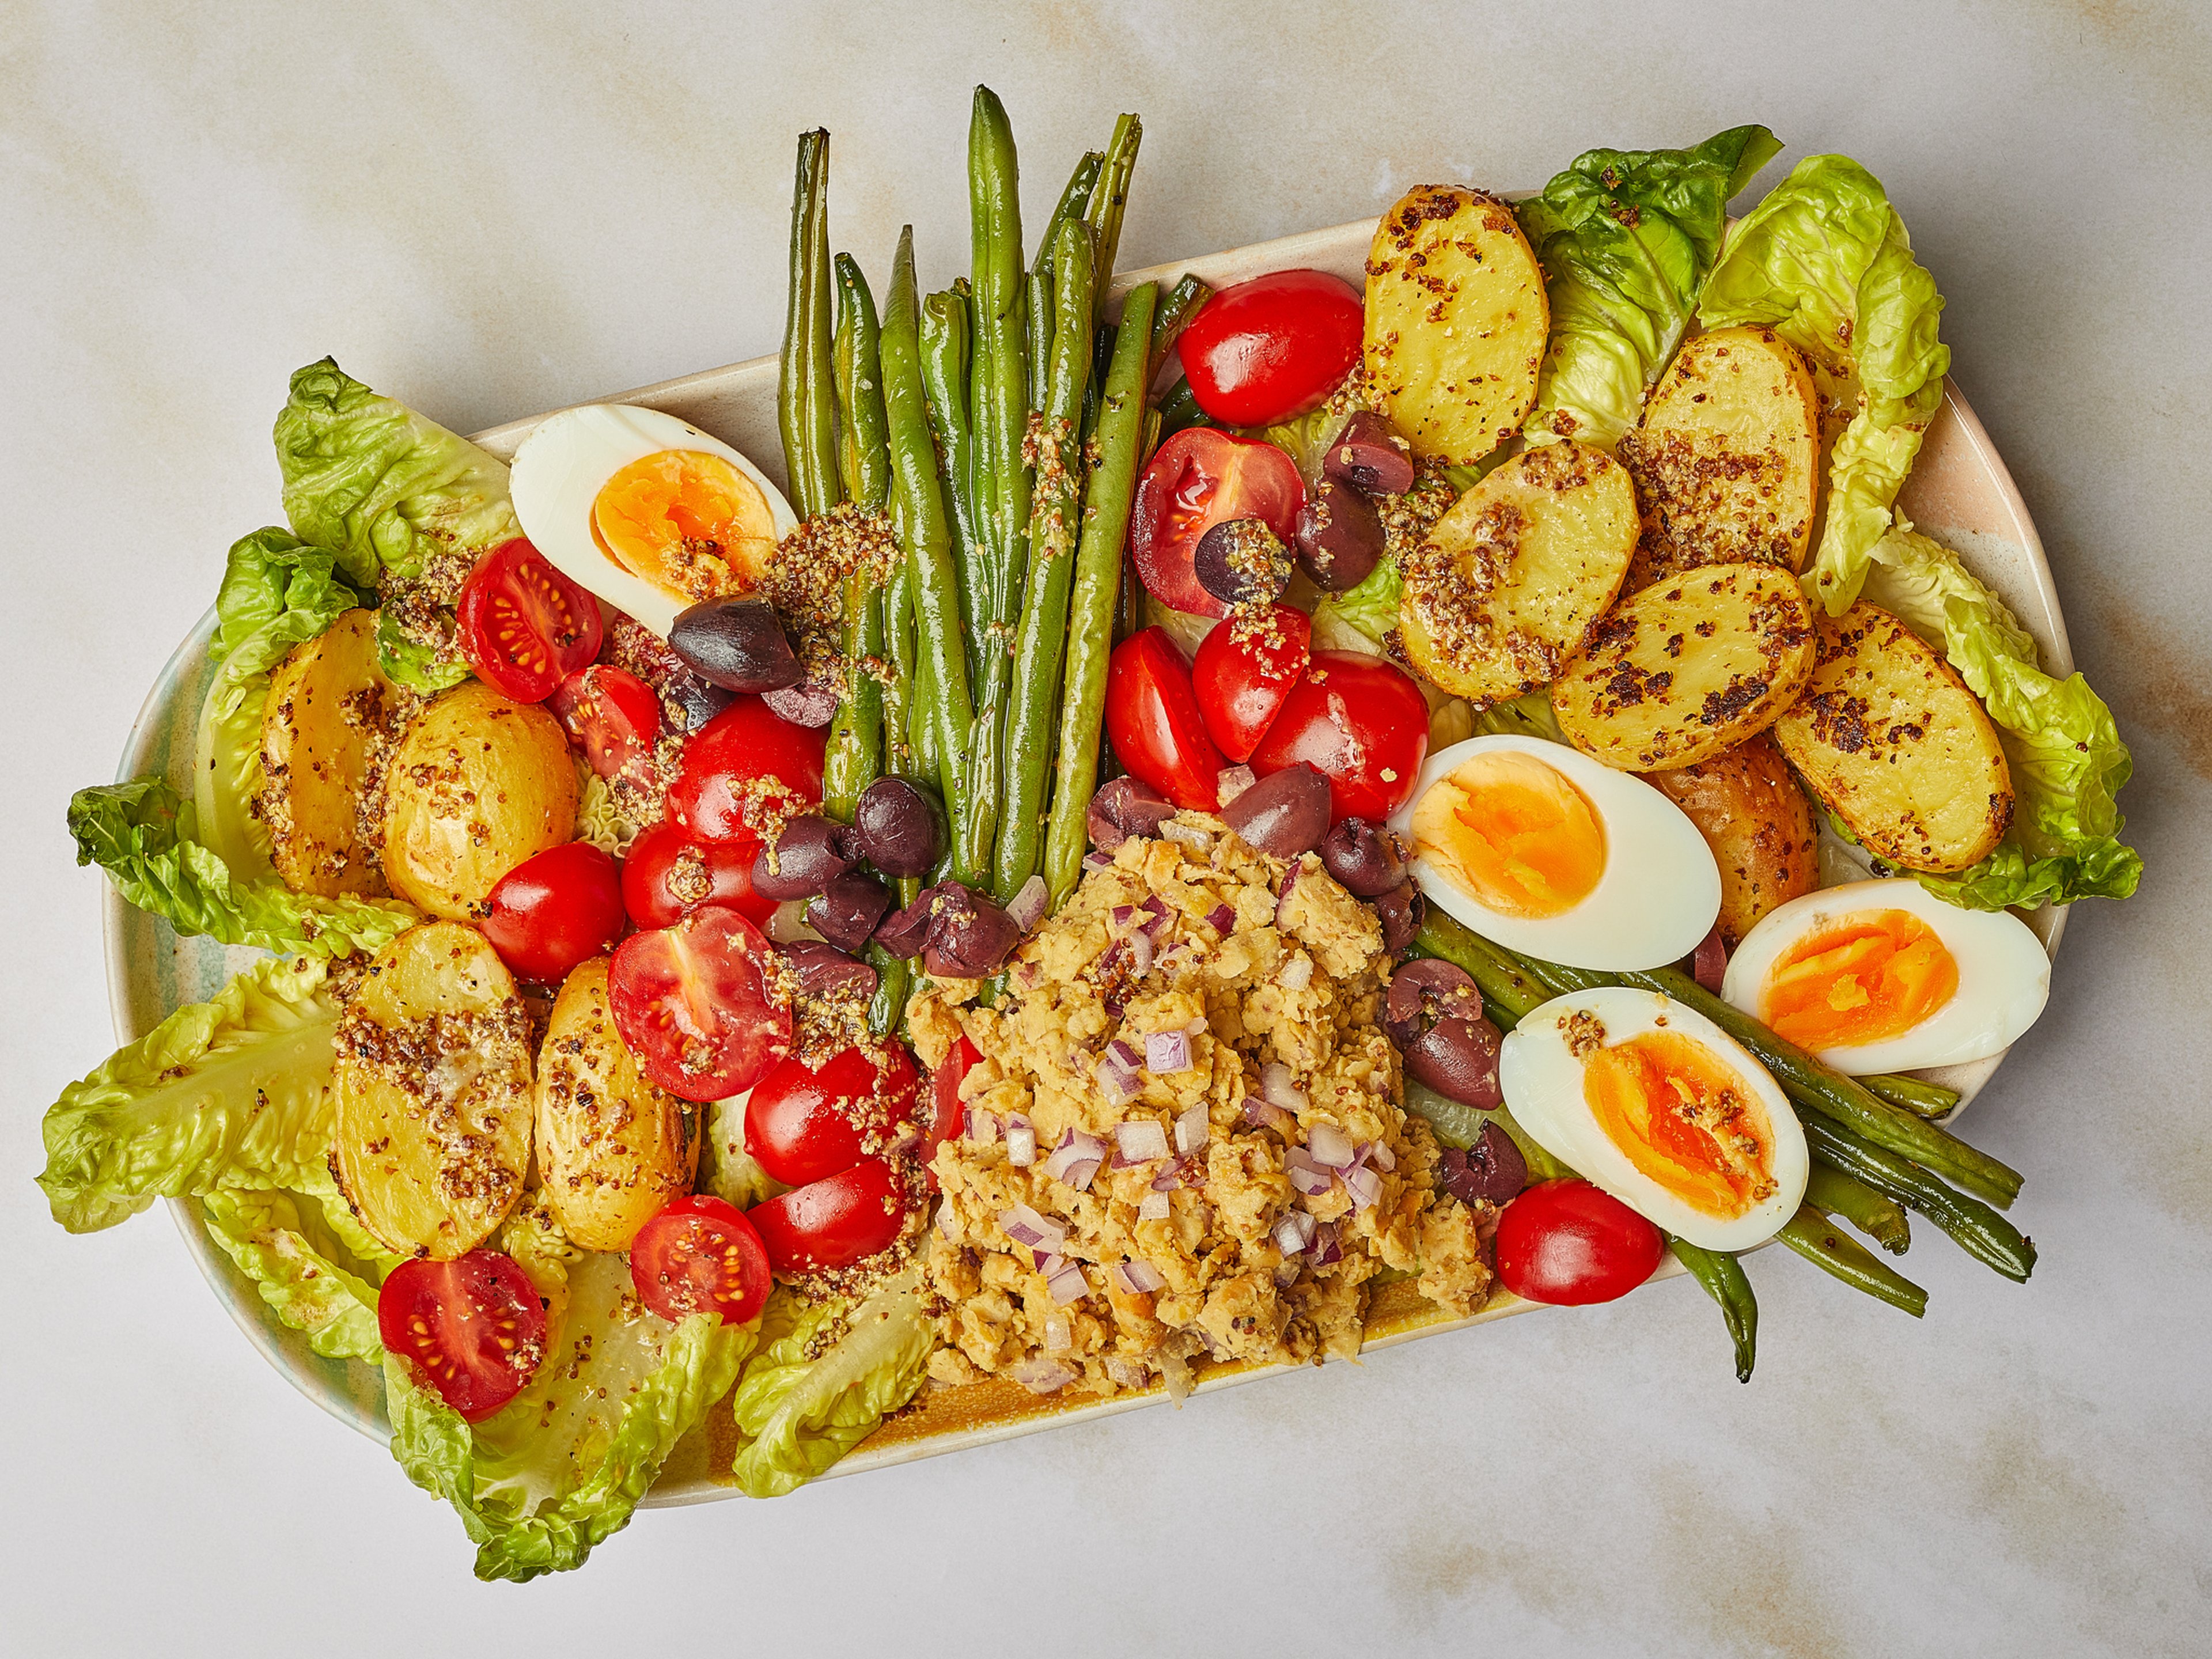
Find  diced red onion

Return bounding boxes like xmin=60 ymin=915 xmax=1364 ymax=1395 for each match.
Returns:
xmin=1111 ymin=1260 xmax=1166 ymax=1295
xmin=1128 ymin=930 xmax=1155 ymax=974
xmin=1160 ymin=820 xmax=1213 ymax=853
xmin=1096 ymin=1054 xmax=1141 ymax=1107
xmin=1010 ymin=1358 xmax=1078 ymax=1394
xmin=1216 ymin=765 xmax=1257 ymax=806
xmin=1137 ymin=1190 xmax=1172 ymax=1221
xmin=1116 ymin=1119 xmax=1171 ymax=1164
xmin=1275 ymin=1211 xmax=1317 ymax=1254
xmin=1108 ymin=1037 xmax=1143 ymax=1070
xmin=1261 ymin=1062 xmax=1308 ymax=1112
xmin=1138 ymin=896 xmax=1171 ymax=936
xmin=1243 ymin=1096 xmax=1298 ymax=1134
xmin=1046 ymin=1259 xmax=1089 ymax=1305
xmin=1149 ymin=1158 xmax=1185 ymax=1191
xmin=1275 ymin=1261 xmax=1301 ymax=1288
xmin=1283 ymin=1149 xmax=1335 ymax=1196
xmin=965 ymin=1108 xmax=1001 ymax=1143
xmin=1369 ymin=1140 xmax=1396 ymax=1172
xmin=1278 ymin=954 xmax=1315 ymax=992
xmin=1274 ymin=863 xmax=1301 ymax=926
xmin=1111 ymin=904 xmax=1135 ymax=926
xmin=998 ymin=1203 xmax=1065 ymax=1253
xmin=937 ymin=1206 xmax=958 ymax=1242
xmin=1307 ymin=1123 xmax=1355 ymax=1169
xmin=1206 ymin=902 xmax=1237 ymax=934
xmin=1343 ymin=1165 xmax=1382 ymax=1211
xmin=1044 ymin=1128 xmax=1106 ymax=1191
xmin=1006 ymin=873 xmax=1049 ymax=932
xmin=1174 ymin=1104 xmax=1210 ymax=1156
xmin=1083 ymin=851 xmax=1113 ymax=874
xmin=1006 ymin=1115 xmax=1038 ymax=1167
xmin=1044 ymin=1315 xmax=1072 ymax=1354
xmin=1146 ymin=1030 xmax=1191 ymax=1073
xmin=1184 ymin=1016 xmax=1209 ymax=1037
xmin=1309 ymin=1220 xmax=1343 ymax=1266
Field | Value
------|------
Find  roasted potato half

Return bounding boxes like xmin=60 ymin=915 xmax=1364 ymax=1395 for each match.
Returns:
xmin=382 ymin=681 xmax=578 ymax=921
xmin=1364 ymin=185 xmax=1547 ymax=466
xmin=1552 ymin=563 xmax=1817 ymax=772
xmin=1639 ymin=734 xmax=1819 ymax=947
xmin=261 ymin=608 xmax=398 ymax=897
xmin=1618 ymin=327 xmax=1820 ymax=590
xmin=536 ymin=957 xmax=699 ymax=1252
xmin=1773 ymin=603 xmax=2013 ymax=873
xmin=332 ymin=921 xmax=533 ymax=1259
xmin=1396 ymin=440 xmax=1638 ymax=707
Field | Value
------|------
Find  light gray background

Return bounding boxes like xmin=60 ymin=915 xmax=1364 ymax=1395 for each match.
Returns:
xmin=5 ymin=3 xmax=2207 ymax=1654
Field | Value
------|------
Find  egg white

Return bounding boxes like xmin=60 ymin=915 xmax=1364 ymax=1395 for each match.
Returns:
xmin=1722 ymin=878 xmax=2051 ymax=1075
xmin=1388 ymin=734 xmax=1720 ymax=971
xmin=510 ymin=403 xmax=797 ymax=638
xmin=1499 ymin=987 xmax=1807 ymax=1251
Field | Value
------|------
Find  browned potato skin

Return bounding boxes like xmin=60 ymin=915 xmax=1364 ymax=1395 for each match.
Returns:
xmin=382 ymin=681 xmax=578 ymax=921
xmin=262 ymin=608 xmax=397 ymax=897
xmin=1639 ymin=734 xmax=1818 ymax=948
xmin=536 ymin=958 xmax=699 ymax=1252
xmin=1773 ymin=603 xmax=2013 ymax=873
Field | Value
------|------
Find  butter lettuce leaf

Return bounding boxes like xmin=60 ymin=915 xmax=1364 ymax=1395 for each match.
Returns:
xmin=1310 ymin=556 xmax=1403 ymax=654
xmin=192 ymin=668 xmax=278 ymax=884
xmin=200 ymin=1188 xmax=384 ymax=1361
xmin=37 ymin=955 xmax=342 ymax=1233
xmin=373 ymin=601 xmax=472 ymax=693
xmin=1700 ymin=156 xmax=1950 ymax=614
xmin=1519 ymin=124 xmax=1782 ymax=452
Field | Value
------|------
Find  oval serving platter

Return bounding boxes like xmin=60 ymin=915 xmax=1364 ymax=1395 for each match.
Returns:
xmin=107 ymin=216 xmax=2070 ymax=1503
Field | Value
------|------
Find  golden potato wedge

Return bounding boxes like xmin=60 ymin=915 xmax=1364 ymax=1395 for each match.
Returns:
xmin=382 ymin=681 xmax=578 ymax=921
xmin=1396 ymin=440 xmax=1638 ymax=707
xmin=1772 ymin=603 xmax=2013 ymax=873
xmin=260 ymin=608 xmax=399 ymax=897
xmin=1618 ymin=327 xmax=1820 ymax=590
xmin=1551 ymin=563 xmax=1817 ymax=771
xmin=1639 ymin=733 xmax=1819 ymax=947
xmin=332 ymin=921 xmax=533 ymax=1258
xmin=536 ymin=958 xmax=698 ymax=1252
xmin=1364 ymin=185 xmax=1547 ymax=465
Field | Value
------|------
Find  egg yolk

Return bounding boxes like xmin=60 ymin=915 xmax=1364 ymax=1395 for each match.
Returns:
xmin=1760 ymin=910 xmax=1959 ymax=1052
xmin=1411 ymin=749 xmax=1605 ymax=919
xmin=1583 ymin=1031 xmax=1778 ymax=1219
xmin=592 ymin=450 xmax=775 ymax=603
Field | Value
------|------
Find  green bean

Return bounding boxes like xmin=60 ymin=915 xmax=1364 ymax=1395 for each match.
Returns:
xmin=1082 ymin=114 xmax=1142 ymax=331
xmin=1410 ymin=912 xmax=1551 ymax=1024
xmin=918 ymin=286 xmax=984 ymax=668
xmin=824 ymin=255 xmax=890 ymax=820
xmin=1039 ymin=151 xmax=1105 ymax=279
xmin=778 ymin=130 xmax=839 ymax=520
xmin=1029 ymin=150 xmax=1101 ymax=413
xmin=1025 ymin=265 xmax=1054 ymax=418
xmin=1041 ymin=281 xmax=1157 ymax=907
xmin=1157 ymin=378 xmax=1216 ymax=440
xmin=866 ymin=943 xmax=910 ymax=1040
xmin=1803 ymin=1115 xmax=2035 ymax=1283
xmin=1862 ymin=1072 xmax=1960 ymax=1120
xmin=1778 ymin=1205 xmax=1928 ymax=1316
xmin=994 ymin=219 xmax=1096 ymax=901
xmin=881 ymin=558 xmax=915 ymax=775
xmin=1805 ymin=1163 xmax=1911 ymax=1255
xmin=1146 ymin=274 xmax=1214 ymax=388
xmin=1668 ymin=1238 xmax=1758 ymax=1382
xmin=881 ymin=226 xmax=983 ymax=885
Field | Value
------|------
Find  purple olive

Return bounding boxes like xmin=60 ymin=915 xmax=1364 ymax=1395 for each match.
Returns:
xmin=872 ymin=891 xmax=937 ymax=959
xmin=669 ymin=597 xmax=805 ymax=692
xmin=1221 ymin=763 xmax=1331 ymax=859
xmin=1372 ymin=878 xmax=1424 ymax=956
xmin=763 ymin=675 xmax=840 ymax=729
xmin=1385 ymin=957 xmax=1480 ymax=1048
xmin=751 ymin=815 xmax=852 ymax=902
xmin=807 ymin=871 xmax=893 ymax=954
xmin=1399 ymin=990 xmax=1502 ymax=1109
xmin=779 ymin=940 xmax=878 ymax=1003
xmin=1319 ymin=817 xmax=1406 ymax=897
xmin=1437 ymin=1122 xmax=1527 ymax=1206
xmin=1292 ymin=479 xmax=1385 ymax=593
xmin=919 ymin=882 xmax=1022 ymax=980
xmin=1321 ymin=410 xmax=1416 ymax=496
xmin=854 ymin=777 xmax=945 ymax=878
xmin=1087 ymin=775 xmax=1177 ymax=851
xmin=1193 ymin=518 xmax=1291 ymax=609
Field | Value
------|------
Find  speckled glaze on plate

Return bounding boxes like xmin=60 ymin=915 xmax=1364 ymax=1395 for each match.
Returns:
xmin=106 ymin=217 xmax=2070 ymax=1504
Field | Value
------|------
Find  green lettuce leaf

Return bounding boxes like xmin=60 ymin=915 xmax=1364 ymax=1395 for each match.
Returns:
xmin=200 ymin=1188 xmax=384 ymax=1361
xmin=1518 ymin=125 xmax=1782 ymax=452
xmin=373 ymin=602 xmax=472 ymax=693
xmin=1310 ymin=556 xmax=1403 ymax=653
xmin=1469 ymin=689 xmax=1566 ymax=745
xmin=1858 ymin=528 xmax=2140 ymax=908
xmin=69 ymin=778 xmax=416 ymax=957
xmin=729 ymin=1264 xmax=932 ymax=1499
xmin=274 ymin=357 xmax=518 ymax=585
xmin=37 ymin=955 xmax=342 ymax=1233
xmin=1699 ymin=156 xmax=1950 ymax=614
xmin=387 ymin=1251 xmax=756 ymax=1582
xmin=192 ymin=668 xmax=277 ymax=883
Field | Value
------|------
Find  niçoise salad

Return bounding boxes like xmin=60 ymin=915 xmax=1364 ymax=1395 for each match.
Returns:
xmin=40 ymin=94 xmax=2139 ymax=1581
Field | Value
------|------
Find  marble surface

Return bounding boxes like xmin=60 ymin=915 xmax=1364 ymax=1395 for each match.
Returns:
xmin=4 ymin=2 xmax=2208 ymax=1653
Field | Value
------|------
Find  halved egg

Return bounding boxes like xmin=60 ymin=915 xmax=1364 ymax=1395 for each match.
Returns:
xmin=1501 ymin=987 xmax=1807 ymax=1250
xmin=1388 ymin=734 xmax=1721 ymax=970
xmin=510 ymin=404 xmax=797 ymax=637
xmin=1722 ymin=878 xmax=2050 ymax=1075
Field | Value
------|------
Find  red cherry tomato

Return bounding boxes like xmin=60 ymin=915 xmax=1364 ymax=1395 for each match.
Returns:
xmin=620 ymin=818 xmax=773 ymax=929
xmin=607 ymin=903 xmax=791 ymax=1101
xmin=377 ymin=1249 xmax=546 ymax=1422
xmin=1180 ymin=270 xmax=1364 ymax=427
xmin=1105 ymin=628 xmax=1228 ymax=811
xmin=629 ymin=1194 xmax=772 ymax=1327
xmin=922 ymin=1035 xmax=982 ymax=1192
xmin=1191 ymin=604 xmax=1312 ymax=764
xmin=1494 ymin=1179 xmax=1665 ymax=1306
xmin=666 ymin=696 xmax=826 ymax=844
xmin=1248 ymin=650 xmax=1429 ymax=822
xmin=455 ymin=539 xmax=604 ymax=703
xmin=744 ymin=1044 xmax=923 ymax=1188
xmin=1130 ymin=429 xmax=1305 ymax=619
xmin=481 ymin=842 xmax=625 ymax=983
xmin=549 ymin=664 xmax=661 ymax=784
xmin=748 ymin=1160 xmax=907 ymax=1275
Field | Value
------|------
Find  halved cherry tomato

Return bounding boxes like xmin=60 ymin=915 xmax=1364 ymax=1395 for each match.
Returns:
xmin=608 ymin=903 xmax=791 ymax=1101
xmin=629 ymin=1194 xmax=772 ymax=1327
xmin=456 ymin=539 xmax=604 ymax=702
xmin=748 ymin=1160 xmax=907 ymax=1275
xmin=1179 ymin=270 xmax=1364 ymax=427
xmin=1105 ymin=627 xmax=1227 ymax=811
xmin=550 ymin=664 xmax=661 ymax=784
xmin=1130 ymin=429 xmax=1305 ymax=618
xmin=745 ymin=1044 xmax=923 ymax=1188
xmin=666 ymin=696 xmax=826 ymax=844
xmin=377 ymin=1249 xmax=546 ymax=1422
xmin=482 ymin=841 xmax=625 ymax=983
xmin=1494 ymin=1179 xmax=1665 ymax=1306
xmin=922 ymin=1035 xmax=982 ymax=1192
xmin=1191 ymin=604 xmax=1312 ymax=764
xmin=1248 ymin=650 xmax=1429 ymax=822
xmin=621 ymin=818 xmax=773 ymax=929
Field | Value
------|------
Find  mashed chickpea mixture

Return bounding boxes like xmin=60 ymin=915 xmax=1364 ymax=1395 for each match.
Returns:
xmin=910 ymin=813 xmax=1493 ymax=1399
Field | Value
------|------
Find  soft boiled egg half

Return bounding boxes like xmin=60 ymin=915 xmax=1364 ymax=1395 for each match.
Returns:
xmin=1388 ymin=734 xmax=1721 ymax=971
xmin=510 ymin=404 xmax=797 ymax=637
xmin=1501 ymin=987 xmax=1807 ymax=1251
xmin=1722 ymin=878 xmax=2050 ymax=1075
